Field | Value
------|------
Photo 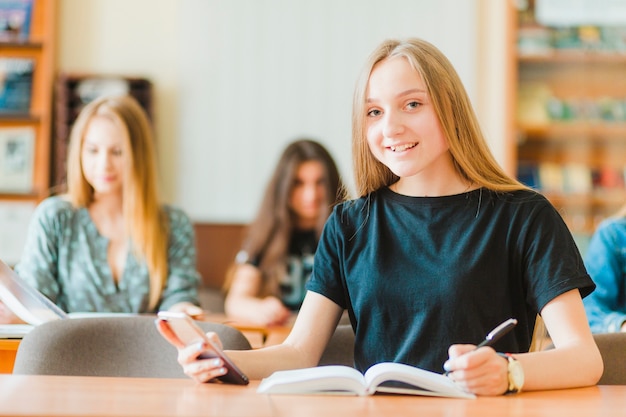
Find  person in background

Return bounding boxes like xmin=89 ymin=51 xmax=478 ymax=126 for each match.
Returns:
xmin=158 ymin=37 xmax=602 ymax=396
xmin=222 ymin=139 xmax=345 ymax=326
xmin=0 ymin=95 xmax=202 ymax=323
xmin=582 ymin=205 xmax=626 ymax=333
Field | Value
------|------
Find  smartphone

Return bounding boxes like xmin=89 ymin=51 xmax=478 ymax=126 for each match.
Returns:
xmin=156 ymin=311 xmax=249 ymax=385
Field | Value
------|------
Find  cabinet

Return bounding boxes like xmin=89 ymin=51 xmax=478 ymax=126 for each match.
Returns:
xmin=511 ymin=0 xmax=626 ymax=235
xmin=0 ymin=0 xmax=55 ymax=202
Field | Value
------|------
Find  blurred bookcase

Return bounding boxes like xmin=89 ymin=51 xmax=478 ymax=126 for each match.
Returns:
xmin=0 ymin=0 xmax=54 ymax=202
xmin=511 ymin=0 xmax=626 ymax=235
xmin=0 ymin=0 xmax=54 ymax=265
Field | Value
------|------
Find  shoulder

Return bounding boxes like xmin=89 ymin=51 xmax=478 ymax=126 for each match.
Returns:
xmin=590 ymin=216 xmax=626 ymax=243
xmin=162 ymin=204 xmax=193 ymax=226
xmin=162 ymin=205 xmax=195 ymax=237
xmin=331 ymin=193 xmax=375 ymax=224
xmin=485 ymin=189 xmax=558 ymax=217
xmin=488 ymin=188 xmax=549 ymax=205
xmin=33 ymin=195 xmax=78 ymax=221
xmin=596 ymin=216 xmax=626 ymax=232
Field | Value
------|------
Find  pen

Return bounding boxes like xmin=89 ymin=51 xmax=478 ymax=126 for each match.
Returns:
xmin=443 ymin=318 xmax=517 ymax=375
xmin=475 ymin=318 xmax=518 ymax=349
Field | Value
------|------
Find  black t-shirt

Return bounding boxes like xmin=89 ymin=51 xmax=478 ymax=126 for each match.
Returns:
xmin=242 ymin=229 xmax=317 ymax=310
xmin=306 ymin=187 xmax=594 ymax=373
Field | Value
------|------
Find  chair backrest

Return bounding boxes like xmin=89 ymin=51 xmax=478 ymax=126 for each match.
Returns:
xmin=13 ymin=316 xmax=251 ymax=378
xmin=318 ymin=323 xmax=355 ymax=367
xmin=593 ymin=332 xmax=626 ymax=385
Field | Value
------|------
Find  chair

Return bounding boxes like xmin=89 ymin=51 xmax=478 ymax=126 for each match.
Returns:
xmin=318 ymin=323 xmax=355 ymax=367
xmin=593 ymin=332 xmax=626 ymax=385
xmin=12 ymin=315 xmax=252 ymax=378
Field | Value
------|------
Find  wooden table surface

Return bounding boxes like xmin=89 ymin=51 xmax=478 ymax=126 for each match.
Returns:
xmin=0 ymin=374 xmax=624 ymax=417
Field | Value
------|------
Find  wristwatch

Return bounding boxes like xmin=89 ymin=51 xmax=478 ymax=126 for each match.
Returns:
xmin=498 ymin=353 xmax=524 ymax=394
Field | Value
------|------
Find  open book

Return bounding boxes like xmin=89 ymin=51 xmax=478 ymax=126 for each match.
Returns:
xmin=0 ymin=259 xmax=138 ymax=338
xmin=257 ymin=362 xmax=475 ymax=399
xmin=0 ymin=259 xmax=68 ymax=326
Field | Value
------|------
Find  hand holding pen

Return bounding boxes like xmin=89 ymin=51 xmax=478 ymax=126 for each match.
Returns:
xmin=444 ymin=318 xmax=517 ymax=375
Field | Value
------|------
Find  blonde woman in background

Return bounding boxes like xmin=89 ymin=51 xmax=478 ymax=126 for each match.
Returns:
xmin=0 ymin=95 xmax=202 ymax=323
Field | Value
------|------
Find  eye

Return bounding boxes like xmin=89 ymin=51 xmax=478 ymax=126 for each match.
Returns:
xmin=367 ymin=108 xmax=381 ymax=117
xmin=112 ymin=148 xmax=123 ymax=156
xmin=406 ymin=100 xmax=421 ymax=110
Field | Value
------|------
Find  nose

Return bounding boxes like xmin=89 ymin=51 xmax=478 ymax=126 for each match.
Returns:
xmin=301 ymin=183 xmax=320 ymax=203
xmin=382 ymin=110 xmax=405 ymax=138
xmin=94 ymin=151 xmax=113 ymax=170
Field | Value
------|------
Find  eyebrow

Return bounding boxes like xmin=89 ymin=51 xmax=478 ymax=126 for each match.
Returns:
xmin=366 ymin=88 xmax=428 ymax=103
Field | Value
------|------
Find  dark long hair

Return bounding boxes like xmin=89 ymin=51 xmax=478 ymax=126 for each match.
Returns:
xmin=224 ymin=139 xmax=345 ymax=296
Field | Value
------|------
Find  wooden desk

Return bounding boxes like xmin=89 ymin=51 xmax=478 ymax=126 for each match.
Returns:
xmin=0 ymin=374 xmax=624 ymax=417
xmin=0 ymin=339 xmax=19 ymax=373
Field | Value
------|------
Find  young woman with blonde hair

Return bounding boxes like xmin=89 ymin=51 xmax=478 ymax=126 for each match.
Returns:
xmin=0 ymin=95 xmax=202 ymax=321
xmin=159 ymin=38 xmax=602 ymax=396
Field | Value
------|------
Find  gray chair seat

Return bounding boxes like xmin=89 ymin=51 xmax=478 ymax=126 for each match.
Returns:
xmin=13 ymin=315 xmax=251 ymax=378
xmin=593 ymin=332 xmax=626 ymax=385
xmin=318 ymin=323 xmax=355 ymax=367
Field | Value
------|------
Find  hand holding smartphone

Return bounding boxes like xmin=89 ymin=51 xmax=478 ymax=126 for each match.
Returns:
xmin=156 ymin=311 xmax=249 ymax=385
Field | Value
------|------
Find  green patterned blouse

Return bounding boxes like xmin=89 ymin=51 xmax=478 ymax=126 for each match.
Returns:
xmin=14 ymin=196 xmax=200 ymax=313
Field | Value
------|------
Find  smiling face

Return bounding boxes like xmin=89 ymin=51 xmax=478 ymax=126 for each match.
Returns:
xmin=80 ymin=115 xmax=128 ymax=197
xmin=365 ymin=56 xmax=458 ymax=194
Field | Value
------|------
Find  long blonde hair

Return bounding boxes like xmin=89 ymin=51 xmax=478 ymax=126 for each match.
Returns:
xmin=66 ymin=95 xmax=167 ymax=310
xmin=352 ymin=38 xmax=548 ymax=350
xmin=351 ymin=38 xmax=526 ymax=197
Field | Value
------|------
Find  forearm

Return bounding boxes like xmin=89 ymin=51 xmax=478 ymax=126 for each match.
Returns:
xmin=516 ymin=341 xmax=602 ymax=391
xmin=224 ymin=295 xmax=264 ymax=319
xmin=225 ymin=340 xmax=316 ymax=380
xmin=522 ymin=290 xmax=604 ymax=391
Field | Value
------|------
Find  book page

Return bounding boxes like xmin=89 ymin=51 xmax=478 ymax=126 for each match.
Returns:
xmin=0 ymin=260 xmax=67 ymax=325
xmin=257 ymin=365 xmax=368 ymax=396
xmin=364 ymin=362 xmax=475 ymax=399
xmin=0 ymin=323 xmax=32 ymax=339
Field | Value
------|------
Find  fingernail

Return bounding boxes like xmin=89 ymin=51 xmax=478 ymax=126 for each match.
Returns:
xmin=217 ymin=367 xmax=227 ymax=375
xmin=212 ymin=358 xmax=221 ymax=367
xmin=443 ymin=361 xmax=451 ymax=372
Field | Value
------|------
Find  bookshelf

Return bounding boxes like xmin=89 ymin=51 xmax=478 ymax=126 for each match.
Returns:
xmin=0 ymin=0 xmax=55 ymax=203
xmin=511 ymin=0 xmax=626 ymax=235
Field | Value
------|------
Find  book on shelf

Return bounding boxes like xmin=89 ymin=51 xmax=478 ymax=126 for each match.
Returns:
xmin=0 ymin=57 xmax=34 ymax=113
xmin=0 ymin=0 xmax=32 ymax=42
xmin=517 ymin=163 xmax=540 ymax=189
xmin=0 ymin=126 xmax=34 ymax=193
xmin=562 ymin=163 xmax=592 ymax=194
xmin=538 ymin=162 xmax=564 ymax=193
xmin=256 ymin=362 xmax=475 ymax=399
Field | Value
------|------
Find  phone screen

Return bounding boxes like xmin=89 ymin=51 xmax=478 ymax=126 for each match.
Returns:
xmin=157 ymin=311 xmax=249 ymax=385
